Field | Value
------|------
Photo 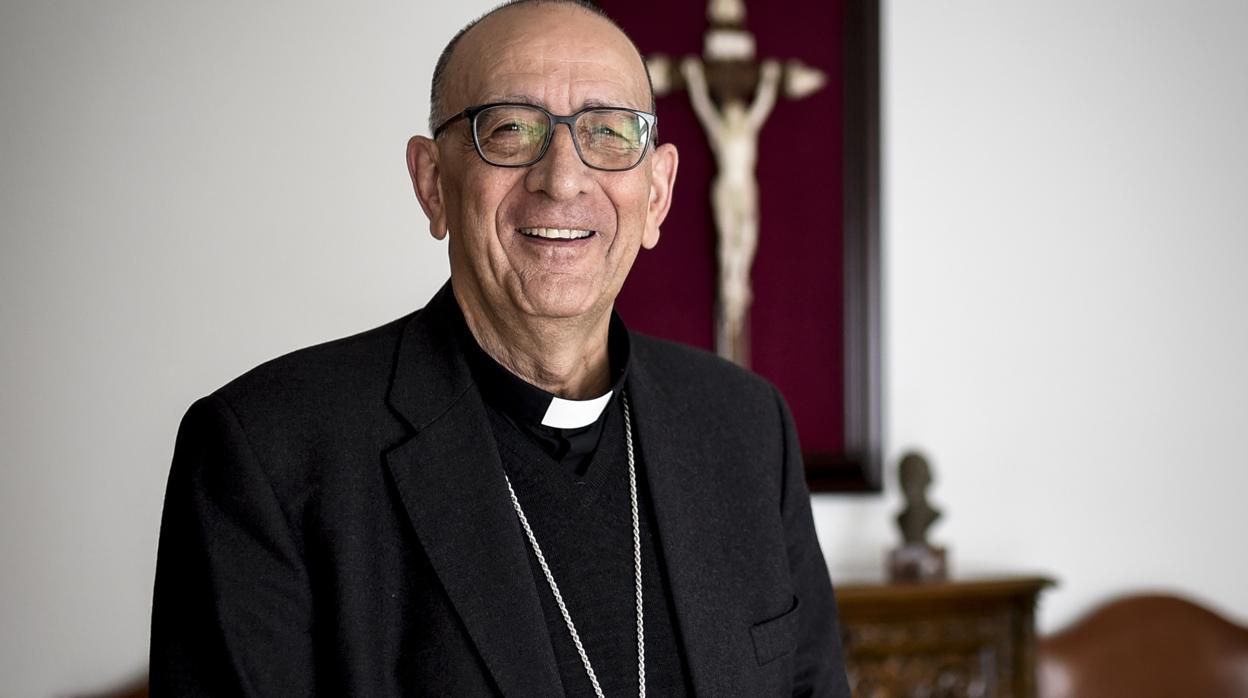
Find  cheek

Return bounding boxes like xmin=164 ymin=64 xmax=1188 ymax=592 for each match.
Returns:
xmin=609 ymin=178 xmax=654 ymax=231
xmin=446 ymin=168 xmax=513 ymax=236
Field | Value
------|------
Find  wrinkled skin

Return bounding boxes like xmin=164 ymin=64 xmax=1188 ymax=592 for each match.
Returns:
xmin=407 ymin=3 xmax=679 ymax=398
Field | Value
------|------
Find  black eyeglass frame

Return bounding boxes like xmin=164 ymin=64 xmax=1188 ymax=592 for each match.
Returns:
xmin=432 ymin=102 xmax=659 ymax=172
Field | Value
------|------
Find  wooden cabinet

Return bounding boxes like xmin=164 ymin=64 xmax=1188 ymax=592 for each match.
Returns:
xmin=836 ymin=576 xmax=1054 ymax=698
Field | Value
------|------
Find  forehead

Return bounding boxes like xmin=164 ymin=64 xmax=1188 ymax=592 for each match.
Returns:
xmin=449 ymin=5 xmax=650 ymax=112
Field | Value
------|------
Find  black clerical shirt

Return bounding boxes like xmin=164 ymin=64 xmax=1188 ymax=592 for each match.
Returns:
xmin=456 ymin=308 xmax=692 ymax=696
xmin=460 ymin=311 xmax=631 ymax=475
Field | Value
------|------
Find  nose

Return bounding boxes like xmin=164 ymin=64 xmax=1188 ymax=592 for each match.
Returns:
xmin=524 ymin=122 xmax=594 ymax=201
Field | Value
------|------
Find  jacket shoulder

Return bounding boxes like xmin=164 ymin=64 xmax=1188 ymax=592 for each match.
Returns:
xmin=211 ymin=311 xmax=417 ymax=421
xmin=630 ymin=333 xmax=778 ymax=406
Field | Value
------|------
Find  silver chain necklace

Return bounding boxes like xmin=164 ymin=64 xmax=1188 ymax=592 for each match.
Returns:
xmin=502 ymin=392 xmax=645 ymax=698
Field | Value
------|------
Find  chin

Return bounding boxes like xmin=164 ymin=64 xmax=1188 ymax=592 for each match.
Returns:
xmin=514 ymin=276 xmax=605 ymax=321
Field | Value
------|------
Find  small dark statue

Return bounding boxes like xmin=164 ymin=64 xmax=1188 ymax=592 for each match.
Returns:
xmin=888 ymin=452 xmax=948 ymax=582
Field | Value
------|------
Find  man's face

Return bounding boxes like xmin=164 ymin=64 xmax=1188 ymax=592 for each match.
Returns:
xmin=410 ymin=5 xmax=678 ymax=326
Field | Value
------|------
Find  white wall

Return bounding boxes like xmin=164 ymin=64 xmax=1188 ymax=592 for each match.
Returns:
xmin=2 ymin=1 xmax=1246 ymax=695
xmin=814 ymin=0 xmax=1248 ymax=632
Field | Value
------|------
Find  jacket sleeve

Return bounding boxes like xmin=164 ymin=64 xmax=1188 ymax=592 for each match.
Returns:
xmin=774 ymin=387 xmax=852 ymax=698
xmin=150 ymin=394 xmax=315 ymax=697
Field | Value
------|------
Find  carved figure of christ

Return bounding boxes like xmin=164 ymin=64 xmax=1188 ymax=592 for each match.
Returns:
xmin=681 ymin=57 xmax=782 ymax=365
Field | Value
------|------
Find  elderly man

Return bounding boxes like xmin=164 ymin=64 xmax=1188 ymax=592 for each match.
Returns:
xmin=151 ymin=1 xmax=850 ymax=695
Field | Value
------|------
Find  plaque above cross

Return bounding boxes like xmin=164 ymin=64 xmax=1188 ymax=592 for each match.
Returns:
xmin=644 ymin=0 xmax=828 ymax=367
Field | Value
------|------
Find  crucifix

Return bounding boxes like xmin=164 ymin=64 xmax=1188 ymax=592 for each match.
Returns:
xmin=646 ymin=0 xmax=828 ymax=367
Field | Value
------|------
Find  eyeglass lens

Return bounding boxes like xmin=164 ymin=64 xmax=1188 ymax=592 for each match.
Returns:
xmin=473 ymin=105 xmax=650 ymax=170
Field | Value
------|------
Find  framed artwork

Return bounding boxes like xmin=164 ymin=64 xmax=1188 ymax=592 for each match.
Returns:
xmin=603 ymin=0 xmax=881 ymax=492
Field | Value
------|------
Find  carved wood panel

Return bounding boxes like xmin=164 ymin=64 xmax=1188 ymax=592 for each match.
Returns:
xmin=837 ymin=577 xmax=1053 ymax=698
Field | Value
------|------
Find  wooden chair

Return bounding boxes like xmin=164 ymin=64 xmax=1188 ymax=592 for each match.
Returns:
xmin=1038 ymin=594 xmax=1248 ymax=698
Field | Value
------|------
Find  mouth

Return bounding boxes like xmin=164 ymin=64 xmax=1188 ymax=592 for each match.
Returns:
xmin=518 ymin=226 xmax=597 ymax=241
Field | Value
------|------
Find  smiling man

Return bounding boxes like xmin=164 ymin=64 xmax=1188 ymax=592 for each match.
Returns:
xmin=151 ymin=1 xmax=849 ymax=696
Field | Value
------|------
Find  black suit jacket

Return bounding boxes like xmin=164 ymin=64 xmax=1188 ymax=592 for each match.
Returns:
xmin=151 ymin=284 xmax=850 ymax=697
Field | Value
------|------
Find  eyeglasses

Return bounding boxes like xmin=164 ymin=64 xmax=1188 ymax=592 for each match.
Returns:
xmin=432 ymin=103 xmax=658 ymax=172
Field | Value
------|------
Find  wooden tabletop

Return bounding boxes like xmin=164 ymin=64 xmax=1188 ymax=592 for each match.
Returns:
xmin=836 ymin=575 xmax=1056 ymax=603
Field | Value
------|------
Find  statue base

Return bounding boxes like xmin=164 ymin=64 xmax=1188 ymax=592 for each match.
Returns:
xmin=888 ymin=544 xmax=947 ymax=582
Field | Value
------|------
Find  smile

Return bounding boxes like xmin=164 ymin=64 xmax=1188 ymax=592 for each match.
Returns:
xmin=518 ymin=227 xmax=596 ymax=240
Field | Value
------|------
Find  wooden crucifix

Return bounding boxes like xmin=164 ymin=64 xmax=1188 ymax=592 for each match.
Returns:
xmin=646 ymin=0 xmax=828 ymax=367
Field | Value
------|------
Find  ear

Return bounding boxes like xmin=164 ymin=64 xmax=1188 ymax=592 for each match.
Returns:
xmin=641 ymin=143 xmax=678 ymax=250
xmin=407 ymin=135 xmax=448 ymax=240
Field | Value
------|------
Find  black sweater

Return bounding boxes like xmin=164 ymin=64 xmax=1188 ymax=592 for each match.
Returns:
xmin=486 ymin=398 xmax=692 ymax=696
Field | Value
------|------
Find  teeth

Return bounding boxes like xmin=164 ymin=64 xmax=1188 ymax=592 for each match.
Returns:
xmin=519 ymin=227 xmax=594 ymax=240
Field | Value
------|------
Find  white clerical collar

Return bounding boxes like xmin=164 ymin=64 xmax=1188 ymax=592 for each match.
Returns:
xmin=459 ymin=300 xmax=631 ymax=436
xmin=540 ymin=390 xmax=614 ymax=429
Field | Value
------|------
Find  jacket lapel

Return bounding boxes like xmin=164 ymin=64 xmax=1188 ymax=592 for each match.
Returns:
xmin=627 ymin=356 xmax=750 ymax=695
xmin=384 ymin=285 xmax=562 ymax=697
